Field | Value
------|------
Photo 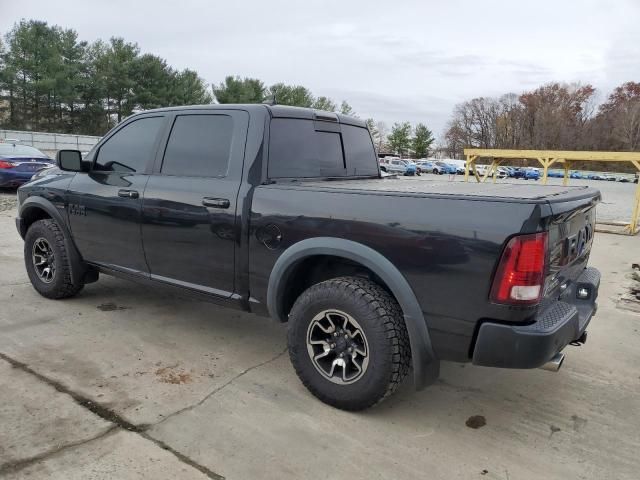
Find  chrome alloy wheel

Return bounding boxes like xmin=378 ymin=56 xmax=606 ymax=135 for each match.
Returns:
xmin=306 ymin=309 xmax=369 ymax=385
xmin=32 ymin=237 xmax=56 ymax=283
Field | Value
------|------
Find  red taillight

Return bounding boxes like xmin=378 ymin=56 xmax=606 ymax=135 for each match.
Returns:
xmin=490 ymin=232 xmax=548 ymax=305
xmin=0 ymin=160 xmax=14 ymax=169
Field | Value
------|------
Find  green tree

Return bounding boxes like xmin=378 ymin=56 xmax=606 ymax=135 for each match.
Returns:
xmin=76 ymin=40 xmax=107 ymax=135
xmin=365 ymin=118 xmax=380 ymax=150
xmin=54 ymin=28 xmax=86 ymax=132
xmin=96 ymin=37 xmax=139 ymax=124
xmin=312 ymin=96 xmax=337 ymax=112
xmin=412 ymin=123 xmax=435 ymax=158
xmin=3 ymin=20 xmax=62 ymax=130
xmin=170 ymin=69 xmax=212 ymax=105
xmin=387 ymin=122 xmax=412 ymax=156
xmin=267 ymin=83 xmax=314 ymax=107
xmin=213 ymin=76 xmax=264 ymax=103
xmin=339 ymin=100 xmax=355 ymax=116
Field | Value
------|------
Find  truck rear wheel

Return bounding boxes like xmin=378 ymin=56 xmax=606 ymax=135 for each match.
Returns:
xmin=287 ymin=276 xmax=411 ymax=410
xmin=24 ymin=219 xmax=84 ymax=299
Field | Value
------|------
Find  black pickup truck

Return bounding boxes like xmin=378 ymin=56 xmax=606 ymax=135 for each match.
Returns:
xmin=16 ymin=104 xmax=601 ymax=410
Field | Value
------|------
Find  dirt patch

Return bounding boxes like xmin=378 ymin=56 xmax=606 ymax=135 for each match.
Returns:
xmin=155 ymin=366 xmax=193 ymax=385
xmin=0 ymin=191 xmax=17 ymax=212
xmin=571 ymin=414 xmax=588 ymax=432
xmin=617 ymin=265 xmax=640 ymax=313
xmin=97 ymin=302 xmax=130 ymax=312
xmin=465 ymin=415 xmax=486 ymax=429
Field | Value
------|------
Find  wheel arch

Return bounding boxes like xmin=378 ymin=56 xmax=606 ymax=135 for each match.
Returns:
xmin=267 ymin=237 xmax=439 ymax=389
xmin=18 ymin=196 xmax=88 ymax=285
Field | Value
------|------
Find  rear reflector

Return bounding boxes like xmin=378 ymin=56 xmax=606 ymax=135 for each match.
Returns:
xmin=490 ymin=232 xmax=548 ymax=305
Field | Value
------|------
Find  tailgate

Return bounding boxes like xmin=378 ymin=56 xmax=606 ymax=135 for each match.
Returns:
xmin=545 ymin=192 xmax=599 ymax=296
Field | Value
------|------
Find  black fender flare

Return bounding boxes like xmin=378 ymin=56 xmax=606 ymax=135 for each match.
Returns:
xmin=18 ymin=196 xmax=87 ymax=285
xmin=267 ymin=237 xmax=439 ymax=390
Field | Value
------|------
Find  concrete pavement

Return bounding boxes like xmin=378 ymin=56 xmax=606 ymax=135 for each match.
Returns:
xmin=0 ymin=201 xmax=639 ymax=480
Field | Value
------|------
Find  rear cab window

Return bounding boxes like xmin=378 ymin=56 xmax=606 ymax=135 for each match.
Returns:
xmin=268 ymin=116 xmax=378 ymax=179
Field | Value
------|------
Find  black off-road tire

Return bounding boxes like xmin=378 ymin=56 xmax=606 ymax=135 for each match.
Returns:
xmin=288 ymin=276 xmax=411 ymax=411
xmin=24 ymin=219 xmax=84 ymax=299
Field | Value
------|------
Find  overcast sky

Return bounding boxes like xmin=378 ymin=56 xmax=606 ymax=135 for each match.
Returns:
xmin=2 ymin=0 xmax=640 ymax=137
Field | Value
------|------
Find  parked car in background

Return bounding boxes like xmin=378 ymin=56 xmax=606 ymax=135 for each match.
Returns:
xmin=502 ymin=166 xmax=516 ymax=177
xmin=441 ymin=159 xmax=466 ymax=175
xmin=405 ymin=159 xmax=421 ymax=175
xmin=415 ymin=160 xmax=434 ymax=173
xmin=0 ymin=142 xmax=55 ymax=188
xmin=513 ymin=167 xmax=540 ymax=180
xmin=587 ymin=173 xmax=604 ymax=181
xmin=547 ymin=169 xmax=564 ymax=178
xmin=570 ymin=171 xmax=583 ymax=179
xmin=379 ymin=158 xmax=416 ymax=176
xmin=434 ymin=161 xmax=457 ymax=175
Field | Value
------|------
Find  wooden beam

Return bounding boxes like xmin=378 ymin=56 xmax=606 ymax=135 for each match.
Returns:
xmin=463 ymin=148 xmax=640 ymax=162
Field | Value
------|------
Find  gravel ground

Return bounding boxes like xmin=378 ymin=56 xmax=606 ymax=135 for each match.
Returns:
xmin=0 ymin=189 xmax=17 ymax=212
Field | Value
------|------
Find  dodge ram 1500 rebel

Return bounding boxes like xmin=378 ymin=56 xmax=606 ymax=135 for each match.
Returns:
xmin=16 ymin=104 xmax=601 ymax=410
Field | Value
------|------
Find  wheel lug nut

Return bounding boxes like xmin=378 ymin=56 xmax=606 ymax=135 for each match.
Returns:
xmin=339 ymin=353 xmax=344 ymax=358
xmin=344 ymin=334 xmax=349 ymax=339
xmin=330 ymin=343 xmax=335 ymax=349
xmin=333 ymin=332 xmax=338 ymax=337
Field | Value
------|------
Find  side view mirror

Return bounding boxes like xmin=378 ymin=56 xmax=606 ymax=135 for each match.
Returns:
xmin=56 ymin=150 xmax=84 ymax=172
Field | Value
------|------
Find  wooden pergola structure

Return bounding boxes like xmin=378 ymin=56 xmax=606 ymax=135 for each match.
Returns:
xmin=463 ymin=148 xmax=640 ymax=235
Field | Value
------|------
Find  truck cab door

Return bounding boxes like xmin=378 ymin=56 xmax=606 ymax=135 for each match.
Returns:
xmin=141 ymin=110 xmax=249 ymax=297
xmin=67 ymin=115 xmax=167 ymax=275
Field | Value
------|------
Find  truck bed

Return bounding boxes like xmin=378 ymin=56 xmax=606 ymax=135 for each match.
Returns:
xmin=298 ymin=177 xmax=600 ymax=203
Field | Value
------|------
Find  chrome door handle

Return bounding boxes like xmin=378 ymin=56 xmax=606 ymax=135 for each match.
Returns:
xmin=118 ymin=189 xmax=139 ymax=199
xmin=202 ymin=197 xmax=230 ymax=209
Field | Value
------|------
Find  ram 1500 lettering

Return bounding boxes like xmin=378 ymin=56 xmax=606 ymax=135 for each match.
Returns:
xmin=16 ymin=104 xmax=600 ymax=410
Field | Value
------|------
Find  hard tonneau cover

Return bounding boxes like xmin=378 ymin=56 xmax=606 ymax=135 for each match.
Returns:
xmin=297 ymin=178 xmax=601 ymax=203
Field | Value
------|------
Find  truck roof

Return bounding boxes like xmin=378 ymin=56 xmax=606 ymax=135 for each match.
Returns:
xmin=298 ymin=178 xmax=601 ymax=204
xmin=128 ymin=104 xmax=366 ymax=127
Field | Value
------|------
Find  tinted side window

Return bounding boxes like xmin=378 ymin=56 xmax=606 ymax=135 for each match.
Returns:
xmin=162 ymin=115 xmax=233 ymax=177
xmin=342 ymin=125 xmax=378 ymax=175
xmin=95 ymin=117 xmax=164 ymax=173
xmin=268 ymin=119 xmax=345 ymax=178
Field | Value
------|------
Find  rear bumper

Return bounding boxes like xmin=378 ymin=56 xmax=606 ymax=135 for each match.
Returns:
xmin=472 ymin=266 xmax=600 ymax=369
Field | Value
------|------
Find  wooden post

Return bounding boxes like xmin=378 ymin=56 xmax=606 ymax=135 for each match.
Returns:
xmin=630 ymin=183 xmax=640 ymax=234
xmin=539 ymin=158 xmax=550 ymax=185
xmin=630 ymin=160 xmax=640 ymax=234
xmin=464 ymin=155 xmax=471 ymax=182
xmin=562 ymin=160 xmax=570 ymax=186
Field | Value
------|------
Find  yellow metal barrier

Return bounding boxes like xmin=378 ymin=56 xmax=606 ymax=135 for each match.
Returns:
xmin=463 ymin=148 xmax=640 ymax=235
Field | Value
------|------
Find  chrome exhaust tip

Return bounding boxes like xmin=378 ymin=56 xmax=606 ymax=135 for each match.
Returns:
xmin=540 ymin=352 xmax=565 ymax=372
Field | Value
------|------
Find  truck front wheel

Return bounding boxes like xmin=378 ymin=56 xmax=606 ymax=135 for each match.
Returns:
xmin=24 ymin=219 xmax=84 ymax=299
xmin=287 ymin=276 xmax=411 ymax=410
